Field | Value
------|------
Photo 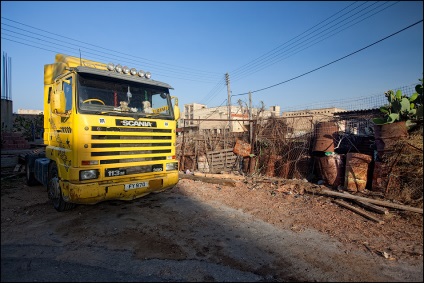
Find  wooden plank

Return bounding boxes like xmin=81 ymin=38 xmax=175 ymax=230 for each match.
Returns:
xmin=179 ymin=173 xmax=237 ymax=187
xmin=206 ymin=162 xmax=235 ymax=167
xmin=305 ymin=187 xmax=423 ymax=214
xmin=206 ymin=154 xmax=237 ymax=158
xmin=205 ymin=157 xmax=237 ymax=163
xmin=333 ymin=199 xmax=384 ymax=224
xmin=206 ymin=154 xmax=236 ymax=158
xmin=353 ymin=200 xmax=389 ymax=215
xmin=206 ymin=159 xmax=237 ymax=163
xmin=193 ymin=172 xmax=245 ymax=180
xmin=207 ymin=148 xmax=234 ymax=155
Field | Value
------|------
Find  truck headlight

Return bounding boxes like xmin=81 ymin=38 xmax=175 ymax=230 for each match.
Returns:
xmin=166 ymin=162 xmax=178 ymax=171
xmin=79 ymin=169 xmax=99 ymax=181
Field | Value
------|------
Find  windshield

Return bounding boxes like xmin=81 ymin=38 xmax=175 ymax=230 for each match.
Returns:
xmin=77 ymin=72 xmax=173 ymax=118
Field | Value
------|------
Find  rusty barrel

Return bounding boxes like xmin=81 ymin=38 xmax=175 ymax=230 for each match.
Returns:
xmin=344 ymin=153 xmax=372 ymax=192
xmin=265 ymin=154 xmax=280 ymax=177
xmin=374 ymin=121 xmax=408 ymax=155
xmin=314 ymin=122 xmax=338 ymax=152
xmin=317 ymin=154 xmax=345 ymax=188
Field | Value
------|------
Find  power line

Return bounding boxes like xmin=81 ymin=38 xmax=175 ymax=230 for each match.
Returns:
xmin=202 ymin=1 xmax=399 ymax=107
xmin=230 ymin=1 xmax=365 ymax=77
xmin=1 ymin=17 xmax=222 ymax=82
xmin=232 ymin=1 xmax=398 ymax=83
xmin=1 ymin=17 xmax=222 ymax=76
xmin=200 ymin=79 xmax=227 ymax=105
xmin=232 ymin=19 xmax=423 ymax=97
xmin=231 ymin=1 xmax=399 ymax=82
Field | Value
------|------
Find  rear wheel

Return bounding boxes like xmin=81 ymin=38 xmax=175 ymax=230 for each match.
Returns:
xmin=25 ymin=161 xmax=39 ymax=186
xmin=47 ymin=162 xmax=75 ymax=212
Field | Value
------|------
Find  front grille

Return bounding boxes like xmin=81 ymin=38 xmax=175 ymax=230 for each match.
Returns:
xmin=92 ymin=135 xmax=171 ymax=140
xmin=89 ymin=125 xmax=174 ymax=167
xmin=92 ymin=126 xmax=171 ymax=133
xmin=94 ymin=150 xmax=171 ymax=157
xmin=92 ymin=143 xmax=171 ymax=148
xmin=101 ymin=157 xmax=166 ymax=165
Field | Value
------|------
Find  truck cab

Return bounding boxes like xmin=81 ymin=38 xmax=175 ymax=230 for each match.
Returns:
xmin=26 ymin=54 xmax=180 ymax=211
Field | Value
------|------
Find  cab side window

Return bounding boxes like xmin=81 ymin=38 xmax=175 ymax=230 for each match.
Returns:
xmin=63 ymin=77 xmax=72 ymax=111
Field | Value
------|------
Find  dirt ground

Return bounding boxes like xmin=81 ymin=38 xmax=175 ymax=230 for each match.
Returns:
xmin=1 ymin=167 xmax=423 ymax=282
xmin=180 ymin=173 xmax=423 ymax=260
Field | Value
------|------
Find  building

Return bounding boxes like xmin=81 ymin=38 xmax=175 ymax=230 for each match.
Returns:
xmin=17 ymin=109 xmax=43 ymax=115
xmin=333 ymin=108 xmax=382 ymax=136
xmin=180 ymin=103 xmax=280 ymax=134
xmin=281 ymin=107 xmax=346 ymax=137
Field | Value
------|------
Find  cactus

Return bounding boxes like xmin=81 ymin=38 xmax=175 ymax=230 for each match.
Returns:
xmin=409 ymin=78 xmax=423 ymax=120
xmin=373 ymin=78 xmax=423 ymax=129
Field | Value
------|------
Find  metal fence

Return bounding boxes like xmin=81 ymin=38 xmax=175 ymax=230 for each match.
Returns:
xmin=178 ymin=83 xmax=421 ymax=178
xmin=280 ymin=83 xmax=418 ymax=112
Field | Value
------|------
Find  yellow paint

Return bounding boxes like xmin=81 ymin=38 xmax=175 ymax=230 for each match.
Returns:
xmin=152 ymin=105 xmax=169 ymax=113
xmin=43 ymin=54 xmax=179 ymax=205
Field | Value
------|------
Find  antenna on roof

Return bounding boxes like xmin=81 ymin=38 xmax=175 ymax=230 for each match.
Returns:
xmin=79 ymin=49 xmax=82 ymax=65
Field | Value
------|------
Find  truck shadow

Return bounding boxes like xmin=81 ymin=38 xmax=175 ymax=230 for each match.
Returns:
xmin=1 ymin=177 xmax=403 ymax=282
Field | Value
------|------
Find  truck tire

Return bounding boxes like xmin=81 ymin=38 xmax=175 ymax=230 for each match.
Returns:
xmin=26 ymin=161 xmax=39 ymax=186
xmin=47 ymin=162 xmax=76 ymax=212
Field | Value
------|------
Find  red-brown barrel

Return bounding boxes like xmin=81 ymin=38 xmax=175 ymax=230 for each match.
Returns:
xmin=313 ymin=122 xmax=338 ymax=152
xmin=374 ymin=121 xmax=408 ymax=155
xmin=317 ymin=154 xmax=345 ymax=188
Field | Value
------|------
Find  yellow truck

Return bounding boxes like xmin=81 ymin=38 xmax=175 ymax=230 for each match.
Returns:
xmin=25 ymin=54 xmax=180 ymax=211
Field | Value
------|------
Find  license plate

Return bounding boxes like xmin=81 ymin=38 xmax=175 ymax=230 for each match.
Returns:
xmin=125 ymin=182 xmax=149 ymax=190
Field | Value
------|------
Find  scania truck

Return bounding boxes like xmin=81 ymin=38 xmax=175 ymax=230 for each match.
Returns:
xmin=25 ymin=54 xmax=180 ymax=211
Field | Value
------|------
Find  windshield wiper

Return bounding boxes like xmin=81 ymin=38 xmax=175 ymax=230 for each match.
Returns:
xmin=144 ymin=112 xmax=163 ymax=118
xmin=94 ymin=110 xmax=128 ymax=116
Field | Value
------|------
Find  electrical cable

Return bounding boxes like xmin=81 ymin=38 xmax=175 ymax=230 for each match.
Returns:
xmin=1 ymin=17 xmax=222 ymax=81
xmin=231 ymin=1 xmax=398 ymax=82
xmin=231 ymin=19 xmax=423 ymax=97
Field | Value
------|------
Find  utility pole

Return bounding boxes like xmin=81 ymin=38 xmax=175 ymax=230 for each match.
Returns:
xmin=225 ymin=73 xmax=232 ymax=132
xmin=249 ymin=91 xmax=252 ymax=145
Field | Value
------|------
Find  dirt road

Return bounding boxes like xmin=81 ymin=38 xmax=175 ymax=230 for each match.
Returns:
xmin=1 ymin=173 xmax=422 ymax=282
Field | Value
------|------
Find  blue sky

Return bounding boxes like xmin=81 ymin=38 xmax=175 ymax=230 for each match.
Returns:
xmin=1 ymin=1 xmax=423 ymax=113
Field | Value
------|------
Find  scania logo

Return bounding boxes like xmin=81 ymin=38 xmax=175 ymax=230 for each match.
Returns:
xmin=117 ymin=120 xmax=156 ymax=127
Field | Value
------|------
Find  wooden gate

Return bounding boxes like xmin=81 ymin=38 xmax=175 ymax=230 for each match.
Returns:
xmin=206 ymin=148 xmax=238 ymax=173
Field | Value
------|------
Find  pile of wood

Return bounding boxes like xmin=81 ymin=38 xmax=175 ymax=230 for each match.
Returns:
xmin=304 ymin=186 xmax=423 ymax=224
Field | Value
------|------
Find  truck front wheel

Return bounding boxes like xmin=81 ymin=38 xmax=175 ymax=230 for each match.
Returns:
xmin=47 ymin=162 xmax=75 ymax=212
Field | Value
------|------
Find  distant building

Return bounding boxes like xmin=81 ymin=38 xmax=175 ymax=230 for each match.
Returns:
xmin=179 ymin=103 xmax=280 ymax=134
xmin=281 ymin=107 xmax=345 ymax=136
xmin=17 ymin=109 xmax=43 ymax=115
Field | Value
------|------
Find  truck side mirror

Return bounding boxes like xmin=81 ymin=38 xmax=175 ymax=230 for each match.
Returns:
xmin=173 ymin=105 xmax=180 ymax=121
xmin=171 ymin=96 xmax=180 ymax=121
xmin=51 ymin=90 xmax=66 ymax=114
